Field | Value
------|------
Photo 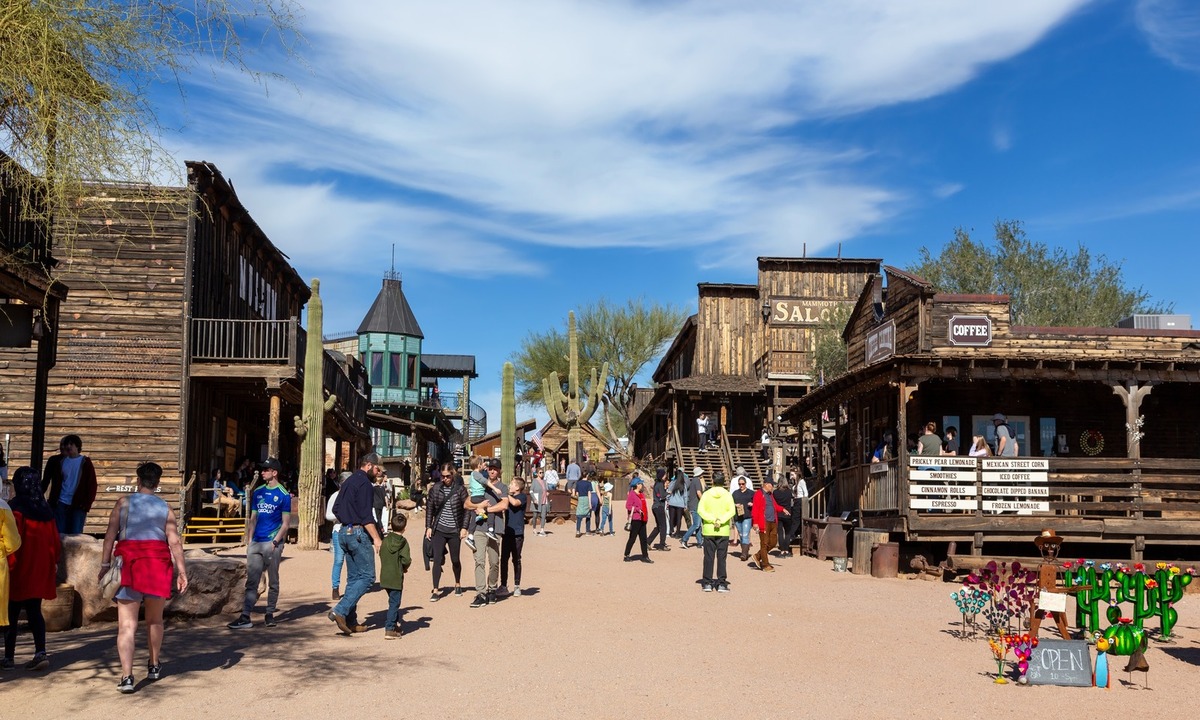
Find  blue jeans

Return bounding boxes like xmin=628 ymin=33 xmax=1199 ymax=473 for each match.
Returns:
xmin=332 ymin=527 xmax=375 ymax=626
xmin=55 ymin=503 xmax=87 ymax=534
xmin=599 ymin=506 xmax=613 ymax=534
xmin=385 ymin=588 xmax=403 ymax=631
xmin=330 ymin=530 xmax=345 ymax=590
xmin=682 ymin=510 xmax=702 ymax=546
xmin=575 ymin=514 xmax=592 ymax=534
xmin=736 ymin=517 xmax=753 ymax=546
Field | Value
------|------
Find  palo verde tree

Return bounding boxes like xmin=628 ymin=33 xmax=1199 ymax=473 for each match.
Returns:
xmin=909 ymin=220 xmax=1170 ymax=327
xmin=810 ymin=303 xmax=853 ymax=383
xmin=0 ymin=0 xmax=302 ymax=286
xmin=512 ymin=298 xmax=688 ymax=444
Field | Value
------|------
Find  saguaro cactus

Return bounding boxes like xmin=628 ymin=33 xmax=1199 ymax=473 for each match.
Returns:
xmin=294 ymin=279 xmax=337 ymax=550
xmin=542 ymin=311 xmax=608 ymax=462
xmin=501 ymin=362 xmax=516 ymax=483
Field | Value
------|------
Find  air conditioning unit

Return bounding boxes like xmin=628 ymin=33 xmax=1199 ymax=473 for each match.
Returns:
xmin=1117 ymin=314 xmax=1192 ymax=330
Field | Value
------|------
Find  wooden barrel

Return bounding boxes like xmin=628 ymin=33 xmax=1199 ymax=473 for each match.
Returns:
xmin=852 ymin=529 xmax=889 ymax=575
xmin=44 ymin=584 xmax=77 ymax=632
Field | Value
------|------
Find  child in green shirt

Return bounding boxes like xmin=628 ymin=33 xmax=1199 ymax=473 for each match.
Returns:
xmin=379 ymin=513 xmax=412 ymax=639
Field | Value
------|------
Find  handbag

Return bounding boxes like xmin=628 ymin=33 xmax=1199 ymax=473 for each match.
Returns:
xmin=100 ymin=500 xmax=129 ymax=602
xmin=624 ymin=520 xmax=631 ymax=532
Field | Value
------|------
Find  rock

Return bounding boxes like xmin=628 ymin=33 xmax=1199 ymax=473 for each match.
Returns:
xmin=58 ymin=534 xmax=245 ymax=624
xmin=395 ymin=499 xmax=417 ymax=511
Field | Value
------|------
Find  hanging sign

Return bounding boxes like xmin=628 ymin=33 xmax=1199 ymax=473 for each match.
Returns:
xmin=865 ymin=320 xmax=896 ymax=365
xmin=948 ymin=315 xmax=993 ymax=346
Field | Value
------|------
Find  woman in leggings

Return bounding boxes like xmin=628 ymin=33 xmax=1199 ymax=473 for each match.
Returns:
xmin=623 ymin=478 xmax=653 ymax=563
xmin=425 ymin=463 xmax=468 ymax=602
xmin=646 ymin=468 xmax=671 ymax=551
xmin=667 ymin=469 xmax=688 ymax=536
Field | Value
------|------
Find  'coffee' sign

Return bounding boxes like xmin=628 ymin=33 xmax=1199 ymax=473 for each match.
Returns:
xmin=948 ymin=315 xmax=992 ymax=347
xmin=768 ymin=298 xmax=846 ymax=325
xmin=865 ymin=320 xmax=895 ymax=365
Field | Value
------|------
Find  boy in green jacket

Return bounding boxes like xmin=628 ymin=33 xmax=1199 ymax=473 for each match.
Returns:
xmin=697 ymin=470 xmax=736 ymax=593
xmin=380 ymin=513 xmax=412 ymax=639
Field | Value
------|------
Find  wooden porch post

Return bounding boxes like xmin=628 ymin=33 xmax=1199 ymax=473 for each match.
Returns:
xmin=268 ymin=391 xmax=281 ymax=459
xmin=1112 ymin=380 xmax=1153 ymax=562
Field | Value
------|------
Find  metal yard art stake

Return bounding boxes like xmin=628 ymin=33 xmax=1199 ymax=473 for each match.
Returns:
xmin=542 ymin=311 xmax=608 ymax=461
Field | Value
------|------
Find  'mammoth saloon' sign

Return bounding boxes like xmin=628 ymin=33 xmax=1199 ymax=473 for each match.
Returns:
xmin=768 ymin=298 xmax=846 ymax=325
xmin=948 ymin=315 xmax=993 ymax=347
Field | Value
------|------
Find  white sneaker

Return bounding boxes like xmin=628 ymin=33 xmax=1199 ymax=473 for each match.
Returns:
xmin=465 ymin=534 xmax=476 ymax=550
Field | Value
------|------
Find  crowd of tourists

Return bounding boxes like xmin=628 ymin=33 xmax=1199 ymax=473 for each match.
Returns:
xmin=1 ymin=437 xmax=812 ymax=696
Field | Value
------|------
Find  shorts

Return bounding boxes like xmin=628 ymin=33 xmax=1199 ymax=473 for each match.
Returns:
xmin=114 ymin=586 xmax=165 ymax=602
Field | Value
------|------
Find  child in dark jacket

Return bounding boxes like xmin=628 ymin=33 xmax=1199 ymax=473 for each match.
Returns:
xmin=380 ymin=513 xmax=412 ymax=639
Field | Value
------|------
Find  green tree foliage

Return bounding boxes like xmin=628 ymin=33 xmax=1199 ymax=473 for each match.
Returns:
xmin=811 ymin=303 xmax=853 ymax=383
xmin=0 ymin=0 xmax=301 ymax=279
xmin=512 ymin=298 xmax=689 ymax=442
xmin=909 ymin=220 xmax=1170 ymax=326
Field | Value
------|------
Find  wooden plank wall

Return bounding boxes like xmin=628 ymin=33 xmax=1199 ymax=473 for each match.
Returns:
xmin=845 ymin=275 xmax=883 ymax=370
xmin=3 ymin=187 xmax=190 ymax=532
xmin=695 ymin=288 xmax=760 ymax=375
xmin=882 ymin=269 xmax=923 ymax=356
xmin=760 ymin=260 xmax=876 ymax=366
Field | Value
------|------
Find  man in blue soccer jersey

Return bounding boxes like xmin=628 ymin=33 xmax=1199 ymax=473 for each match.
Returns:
xmin=228 ymin=458 xmax=291 ymax=629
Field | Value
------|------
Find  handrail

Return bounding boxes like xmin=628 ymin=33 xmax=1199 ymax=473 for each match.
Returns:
xmin=719 ymin=422 xmax=735 ymax=480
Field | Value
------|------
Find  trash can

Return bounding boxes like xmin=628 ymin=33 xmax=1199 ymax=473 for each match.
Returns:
xmin=853 ymin=528 xmax=888 ymax=575
xmin=871 ymin=542 xmax=899 ymax=579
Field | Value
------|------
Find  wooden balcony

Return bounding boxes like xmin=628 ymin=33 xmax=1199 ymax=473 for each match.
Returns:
xmin=754 ymin=350 xmax=813 ymax=382
xmin=189 ymin=317 xmax=304 ymax=379
xmin=1 ymin=155 xmax=55 ymax=272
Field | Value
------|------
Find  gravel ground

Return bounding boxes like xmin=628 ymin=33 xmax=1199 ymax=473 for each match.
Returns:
xmin=2 ymin=521 xmax=1196 ymax=718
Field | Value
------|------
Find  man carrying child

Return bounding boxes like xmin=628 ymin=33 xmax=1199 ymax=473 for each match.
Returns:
xmin=468 ymin=459 xmax=509 ymax=608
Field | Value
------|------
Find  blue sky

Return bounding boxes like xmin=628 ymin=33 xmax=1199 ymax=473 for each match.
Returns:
xmin=159 ymin=0 xmax=1200 ymax=431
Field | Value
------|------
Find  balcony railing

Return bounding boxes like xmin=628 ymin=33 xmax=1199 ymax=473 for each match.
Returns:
xmin=190 ymin=317 xmax=303 ymax=365
xmin=754 ymin=350 xmax=812 ymax=382
xmin=324 ymin=352 xmax=369 ymax=422
xmin=0 ymin=157 xmax=53 ymax=269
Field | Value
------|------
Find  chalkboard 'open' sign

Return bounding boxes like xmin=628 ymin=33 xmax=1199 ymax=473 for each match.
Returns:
xmin=1025 ymin=639 xmax=1092 ymax=687
xmin=948 ymin=315 xmax=993 ymax=347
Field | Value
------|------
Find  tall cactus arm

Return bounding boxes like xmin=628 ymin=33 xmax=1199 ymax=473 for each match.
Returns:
xmin=324 ymin=394 xmax=338 ymax=412
xmin=501 ymin=363 xmax=516 ymax=483
xmin=568 ymin=311 xmax=579 ymax=404
xmin=578 ymin=362 xmax=609 ymax=425
xmin=544 ymin=374 xmax=567 ymax=425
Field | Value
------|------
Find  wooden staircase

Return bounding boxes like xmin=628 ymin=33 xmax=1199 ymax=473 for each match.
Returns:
xmin=727 ymin=446 xmax=768 ymax=487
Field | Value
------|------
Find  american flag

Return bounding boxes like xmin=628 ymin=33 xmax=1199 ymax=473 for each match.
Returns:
xmin=530 ymin=428 xmax=544 ymax=452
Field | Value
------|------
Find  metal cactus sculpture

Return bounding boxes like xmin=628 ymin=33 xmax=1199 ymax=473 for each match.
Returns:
xmin=501 ymin=362 xmax=516 ymax=483
xmin=542 ymin=311 xmax=608 ymax=462
xmin=294 ymin=279 xmax=338 ymax=550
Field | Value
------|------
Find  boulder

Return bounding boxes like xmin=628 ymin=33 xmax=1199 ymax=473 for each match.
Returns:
xmin=58 ymin=535 xmax=245 ymax=624
xmin=395 ymin=499 xmax=417 ymax=511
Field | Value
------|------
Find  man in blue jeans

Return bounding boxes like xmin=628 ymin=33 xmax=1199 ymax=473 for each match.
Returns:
xmin=227 ymin=457 xmax=291 ymax=629
xmin=680 ymin=466 xmax=704 ymax=549
xmin=329 ymin=453 xmax=382 ymax=635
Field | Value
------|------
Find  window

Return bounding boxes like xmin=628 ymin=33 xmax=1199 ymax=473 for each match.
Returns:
xmin=369 ymin=353 xmax=383 ymax=387
xmin=407 ymin=355 xmax=418 ymax=390
xmin=390 ymin=353 xmax=403 ymax=388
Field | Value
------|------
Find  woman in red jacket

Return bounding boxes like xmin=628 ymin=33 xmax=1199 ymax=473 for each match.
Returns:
xmin=3 ymin=467 xmax=61 ymax=671
xmin=623 ymin=479 xmax=653 ymax=563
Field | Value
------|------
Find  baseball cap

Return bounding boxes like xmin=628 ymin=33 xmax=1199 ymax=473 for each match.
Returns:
xmin=261 ymin=457 xmax=282 ymax=472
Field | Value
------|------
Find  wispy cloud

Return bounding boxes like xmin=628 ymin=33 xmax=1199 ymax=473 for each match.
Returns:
xmin=1136 ymin=0 xmax=1200 ymax=72
xmin=933 ymin=182 xmax=965 ymax=199
xmin=174 ymin=1 xmax=1090 ymax=276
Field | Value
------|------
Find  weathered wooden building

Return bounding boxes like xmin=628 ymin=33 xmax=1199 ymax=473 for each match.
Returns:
xmin=782 ymin=266 xmax=1200 ymax=561
xmin=0 ymin=161 xmax=370 ymax=532
xmin=630 ymin=256 xmax=879 ymax=483
xmin=0 ymin=154 xmax=67 ymax=469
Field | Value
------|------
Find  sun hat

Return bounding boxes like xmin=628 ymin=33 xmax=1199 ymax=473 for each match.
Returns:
xmin=692 ymin=466 xmax=704 ymax=477
xmin=735 ymin=466 xmax=746 ymax=476
xmin=1034 ymin=529 xmax=1063 ymax=548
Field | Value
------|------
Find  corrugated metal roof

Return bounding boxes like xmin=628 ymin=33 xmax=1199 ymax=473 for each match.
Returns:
xmin=356 ymin=277 xmax=423 ymax=338
xmin=421 ymin=353 xmax=477 ymax=377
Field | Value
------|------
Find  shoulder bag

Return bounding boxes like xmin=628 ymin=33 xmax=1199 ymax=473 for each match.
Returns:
xmin=99 ymin=499 xmax=129 ymax=602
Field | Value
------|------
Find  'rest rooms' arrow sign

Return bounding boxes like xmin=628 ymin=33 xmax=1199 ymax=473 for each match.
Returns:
xmin=948 ymin=314 xmax=993 ymax=346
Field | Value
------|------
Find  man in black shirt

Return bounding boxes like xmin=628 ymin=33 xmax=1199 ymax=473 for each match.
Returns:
xmin=329 ymin=453 xmax=382 ymax=635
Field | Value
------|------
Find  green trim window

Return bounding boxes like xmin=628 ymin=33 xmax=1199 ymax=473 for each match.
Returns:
xmin=390 ymin=353 xmax=403 ymax=388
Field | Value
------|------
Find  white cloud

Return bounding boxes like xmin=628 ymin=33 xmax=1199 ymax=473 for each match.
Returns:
xmin=992 ymin=126 xmax=1013 ymax=152
xmin=175 ymin=1 xmax=1091 ymax=273
xmin=934 ymin=182 xmax=965 ymax=199
xmin=1136 ymin=0 xmax=1200 ymax=72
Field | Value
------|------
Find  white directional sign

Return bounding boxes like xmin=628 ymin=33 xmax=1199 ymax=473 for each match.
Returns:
xmin=910 ymin=484 xmax=977 ymax=496
xmin=985 ymin=486 xmax=1050 ymax=496
xmin=982 ymin=499 xmax=1050 ymax=512
xmin=911 ymin=498 xmax=980 ymax=510
xmin=981 ymin=471 xmax=1049 ymax=483
xmin=909 ymin=457 xmax=978 ymax=468
xmin=909 ymin=469 xmax=978 ymax=483
xmin=982 ymin=458 xmax=1049 ymax=471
